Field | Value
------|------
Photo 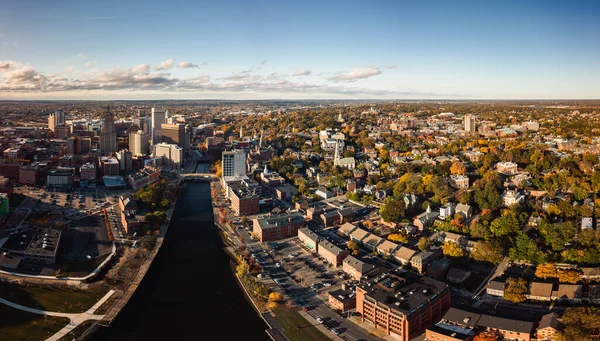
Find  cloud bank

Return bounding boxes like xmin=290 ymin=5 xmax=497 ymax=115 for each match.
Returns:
xmin=329 ymin=67 xmax=382 ymax=82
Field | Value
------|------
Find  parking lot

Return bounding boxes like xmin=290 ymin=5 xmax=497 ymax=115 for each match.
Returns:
xmin=267 ymin=239 xmax=349 ymax=303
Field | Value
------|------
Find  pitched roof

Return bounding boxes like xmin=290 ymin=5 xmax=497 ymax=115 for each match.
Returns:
xmin=393 ymin=246 xmax=417 ymax=261
xmin=538 ymin=313 xmax=561 ymax=331
xmin=338 ymin=222 xmax=358 ymax=235
xmin=529 ymin=282 xmax=553 ymax=298
xmin=477 ymin=314 xmax=535 ymax=334
xmin=376 ymin=240 xmax=399 ymax=253
xmin=349 ymin=228 xmax=370 ymax=241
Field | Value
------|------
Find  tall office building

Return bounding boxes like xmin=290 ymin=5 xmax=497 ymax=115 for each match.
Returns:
xmin=150 ymin=107 xmax=168 ymax=145
xmin=222 ymin=150 xmax=247 ymax=178
xmin=464 ymin=114 xmax=476 ymax=134
xmin=161 ymin=123 xmax=188 ymax=150
xmin=129 ymin=130 xmax=149 ymax=156
xmin=99 ymin=106 xmax=118 ymax=153
xmin=48 ymin=109 xmax=66 ymax=132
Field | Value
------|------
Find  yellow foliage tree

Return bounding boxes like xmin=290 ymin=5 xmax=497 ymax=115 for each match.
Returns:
xmin=450 ymin=162 xmax=466 ymax=175
xmin=535 ymin=263 xmax=558 ymax=279
xmin=558 ymin=269 xmax=582 ymax=284
xmin=388 ymin=233 xmax=408 ymax=244
xmin=441 ymin=241 xmax=466 ymax=258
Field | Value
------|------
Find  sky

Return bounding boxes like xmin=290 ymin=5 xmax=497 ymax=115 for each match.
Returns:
xmin=0 ymin=0 xmax=599 ymax=100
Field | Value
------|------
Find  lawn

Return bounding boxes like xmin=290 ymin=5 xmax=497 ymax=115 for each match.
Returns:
xmin=271 ymin=305 xmax=331 ymax=341
xmin=0 ymin=281 xmax=110 ymax=314
xmin=0 ymin=303 xmax=69 ymax=341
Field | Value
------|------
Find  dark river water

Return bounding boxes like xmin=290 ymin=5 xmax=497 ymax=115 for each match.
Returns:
xmin=91 ymin=166 xmax=269 ymax=340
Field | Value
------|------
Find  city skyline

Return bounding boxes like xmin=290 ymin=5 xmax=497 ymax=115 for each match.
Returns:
xmin=1 ymin=0 xmax=600 ymax=100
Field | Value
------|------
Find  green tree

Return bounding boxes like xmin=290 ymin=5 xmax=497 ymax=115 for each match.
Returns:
xmin=509 ymin=232 xmax=545 ymax=264
xmin=380 ymin=197 xmax=406 ymax=224
xmin=489 ymin=214 xmax=519 ymax=238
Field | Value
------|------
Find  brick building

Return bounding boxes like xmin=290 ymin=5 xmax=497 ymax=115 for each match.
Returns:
xmin=252 ymin=212 xmax=306 ymax=243
xmin=356 ymin=271 xmax=451 ymax=340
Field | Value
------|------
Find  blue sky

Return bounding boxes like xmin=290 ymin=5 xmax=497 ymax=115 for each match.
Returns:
xmin=1 ymin=0 xmax=599 ymax=99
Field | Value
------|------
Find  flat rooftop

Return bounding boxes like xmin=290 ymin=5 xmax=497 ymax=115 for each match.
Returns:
xmin=358 ymin=269 xmax=448 ymax=315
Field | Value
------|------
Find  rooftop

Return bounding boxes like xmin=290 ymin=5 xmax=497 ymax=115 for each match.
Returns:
xmin=358 ymin=269 xmax=448 ymax=315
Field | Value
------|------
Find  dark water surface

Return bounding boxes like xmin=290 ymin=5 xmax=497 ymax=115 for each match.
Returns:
xmin=91 ymin=180 xmax=269 ymax=341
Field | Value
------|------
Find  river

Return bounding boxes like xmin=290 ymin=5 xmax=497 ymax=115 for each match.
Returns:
xmin=91 ymin=169 xmax=270 ymax=340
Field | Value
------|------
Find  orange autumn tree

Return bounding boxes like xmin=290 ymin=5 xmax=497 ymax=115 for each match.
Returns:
xmin=474 ymin=330 xmax=501 ymax=341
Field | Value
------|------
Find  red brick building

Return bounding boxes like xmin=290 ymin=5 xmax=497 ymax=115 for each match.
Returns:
xmin=252 ymin=212 xmax=306 ymax=242
xmin=356 ymin=271 xmax=451 ymax=341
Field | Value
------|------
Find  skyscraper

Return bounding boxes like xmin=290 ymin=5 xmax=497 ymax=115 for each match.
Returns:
xmin=150 ymin=107 xmax=167 ymax=145
xmin=161 ymin=123 xmax=185 ymax=146
xmin=48 ymin=109 xmax=65 ymax=132
xmin=99 ymin=106 xmax=118 ymax=153
xmin=464 ymin=114 xmax=476 ymax=134
xmin=129 ymin=130 xmax=149 ymax=156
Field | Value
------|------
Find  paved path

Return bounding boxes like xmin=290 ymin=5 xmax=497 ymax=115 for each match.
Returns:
xmin=0 ymin=289 xmax=115 ymax=341
xmin=473 ymin=256 xmax=509 ymax=299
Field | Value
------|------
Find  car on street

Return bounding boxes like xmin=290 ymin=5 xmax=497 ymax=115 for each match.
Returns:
xmin=316 ymin=317 xmax=323 ymax=324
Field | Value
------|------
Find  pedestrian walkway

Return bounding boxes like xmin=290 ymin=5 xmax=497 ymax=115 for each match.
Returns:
xmin=0 ymin=289 xmax=115 ymax=341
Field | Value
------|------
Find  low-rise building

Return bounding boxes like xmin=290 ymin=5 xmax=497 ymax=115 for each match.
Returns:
xmin=537 ymin=313 xmax=561 ymax=341
xmin=528 ymin=282 xmax=553 ymax=301
xmin=455 ymin=203 xmax=473 ymax=219
xmin=338 ymin=222 xmax=358 ymax=237
xmin=426 ymin=308 xmax=479 ymax=341
xmin=502 ymin=189 xmax=525 ymax=207
xmin=449 ymin=175 xmax=469 ymax=189
xmin=229 ymin=187 xmax=260 ymax=216
xmin=356 ymin=271 xmax=451 ymax=341
xmin=349 ymin=227 xmax=371 ymax=245
xmin=318 ymin=240 xmax=349 ymax=267
xmin=496 ymin=161 xmax=518 ymax=175
xmin=486 ymin=280 xmax=506 ymax=297
xmin=551 ymin=284 xmax=582 ymax=302
xmin=363 ymin=234 xmax=384 ymax=251
xmin=252 ymin=212 xmax=306 ymax=243
xmin=477 ymin=314 xmax=534 ymax=341
xmin=377 ymin=240 xmax=399 ymax=257
xmin=393 ymin=246 xmax=417 ymax=265
xmin=411 ymin=250 xmax=440 ymax=274
xmin=298 ymin=228 xmax=319 ymax=251
xmin=342 ymin=255 xmax=376 ymax=280
xmin=328 ymin=289 xmax=356 ymax=312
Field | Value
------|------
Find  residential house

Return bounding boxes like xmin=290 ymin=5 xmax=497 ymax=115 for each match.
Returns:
xmin=411 ymin=250 xmax=440 ymax=274
xmin=486 ymin=280 xmax=506 ymax=297
xmin=439 ymin=202 xmax=456 ymax=220
xmin=362 ymin=234 xmax=384 ymax=251
xmin=413 ymin=205 xmax=439 ymax=232
xmin=456 ymin=203 xmax=473 ymax=219
xmin=552 ymin=284 xmax=582 ymax=302
xmin=298 ymin=228 xmax=320 ymax=251
xmin=349 ymin=228 xmax=371 ymax=245
xmin=537 ymin=313 xmax=561 ymax=341
xmin=393 ymin=246 xmax=417 ymax=265
xmin=528 ymin=282 xmax=553 ymax=301
xmin=502 ymin=189 xmax=525 ymax=207
xmin=338 ymin=222 xmax=358 ymax=237
xmin=318 ymin=240 xmax=349 ymax=267
xmin=376 ymin=240 xmax=399 ymax=257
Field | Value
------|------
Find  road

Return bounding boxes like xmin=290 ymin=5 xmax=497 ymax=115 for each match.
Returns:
xmin=473 ymin=256 xmax=510 ymax=299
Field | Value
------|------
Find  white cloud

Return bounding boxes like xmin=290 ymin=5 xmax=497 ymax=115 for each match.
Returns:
xmin=293 ymin=69 xmax=311 ymax=76
xmin=132 ymin=64 xmax=151 ymax=74
xmin=0 ymin=60 xmax=445 ymax=98
xmin=0 ymin=60 xmax=17 ymax=72
xmin=155 ymin=59 xmax=175 ymax=70
xmin=329 ymin=67 xmax=382 ymax=82
xmin=176 ymin=61 xmax=201 ymax=69
xmin=85 ymin=61 xmax=97 ymax=68
xmin=383 ymin=65 xmax=398 ymax=69
xmin=64 ymin=66 xmax=75 ymax=73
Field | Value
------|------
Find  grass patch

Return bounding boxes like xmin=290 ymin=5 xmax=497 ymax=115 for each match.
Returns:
xmin=0 ymin=303 xmax=70 ymax=341
xmin=271 ymin=305 xmax=331 ymax=341
xmin=0 ymin=281 xmax=110 ymax=314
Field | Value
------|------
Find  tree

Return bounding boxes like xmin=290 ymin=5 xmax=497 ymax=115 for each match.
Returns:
xmin=387 ymin=233 xmax=408 ymax=244
xmin=347 ymin=240 xmax=360 ymax=255
xmin=489 ymin=214 xmax=519 ymax=238
xmin=380 ymin=197 xmax=406 ymax=224
xmin=470 ymin=240 xmax=504 ymax=264
xmin=535 ymin=263 xmax=558 ymax=279
xmin=555 ymin=307 xmax=600 ymax=341
xmin=145 ymin=211 xmax=167 ymax=228
xmin=509 ymin=232 xmax=545 ymax=264
xmin=558 ymin=269 xmax=582 ymax=284
xmin=441 ymin=241 xmax=466 ymax=258
xmin=269 ymin=292 xmax=284 ymax=302
xmin=417 ymin=237 xmax=431 ymax=251
xmin=450 ymin=162 xmax=466 ymax=175
xmin=236 ymin=255 xmax=249 ymax=277
xmin=504 ymin=277 xmax=528 ymax=303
